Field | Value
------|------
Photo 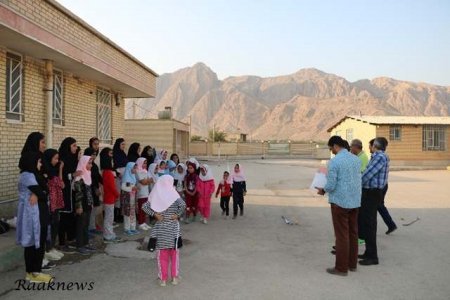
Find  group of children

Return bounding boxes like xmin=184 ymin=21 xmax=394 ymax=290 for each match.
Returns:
xmin=16 ymin=133 xmax=248 ymax=286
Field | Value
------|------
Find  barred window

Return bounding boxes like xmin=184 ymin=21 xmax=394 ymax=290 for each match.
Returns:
xmin=389 ymin=125 xmax=402 ymax=141
xmin=96 ymin=88 xmax=112 ymax=144
xmin=53 ymin=70 xmax=64 ymax=125
xmin=422 ymin=125 xmax=446 ymax=151
xmin=346 ymin=129 xmax=353 ymax=141
xmin=5 ymin=52 xmax=23 ymax=121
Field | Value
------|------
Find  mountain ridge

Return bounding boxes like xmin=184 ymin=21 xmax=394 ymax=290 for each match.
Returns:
xmin=126 ymin=62 xmax=450 ymax=141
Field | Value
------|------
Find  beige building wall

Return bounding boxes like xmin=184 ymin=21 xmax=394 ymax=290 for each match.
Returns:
xmin=124 ymin=119 xmax=190 ymax=158
xmin=0 ymin=49 xmax=125 ymax=203
xmin=377 ymin=125 xmax=450 ymax=161
xmin=2 ymin=0 xmax=156 ymax=96
xmin=329 ymin=117 xmax=376 ymax=152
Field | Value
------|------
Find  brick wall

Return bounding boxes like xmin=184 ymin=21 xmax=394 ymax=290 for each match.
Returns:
xmin=0 ymin=48 xmax=125 ymax=205
xmin=1 ymin=0 xmax=156 ymax=96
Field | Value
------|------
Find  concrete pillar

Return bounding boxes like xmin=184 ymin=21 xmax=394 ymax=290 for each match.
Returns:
xmin=44 ymin=60 xmax=54 ymax=148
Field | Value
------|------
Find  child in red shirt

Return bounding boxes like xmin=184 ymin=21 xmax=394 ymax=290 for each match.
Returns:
xmin=100 ymin=147 xmax=121 ymax=243
xmin=215 ymin=171 xmax=232 ymax=218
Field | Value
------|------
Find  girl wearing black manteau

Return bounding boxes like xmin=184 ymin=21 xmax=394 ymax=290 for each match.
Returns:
xmin=127 ymin=142 xmax=141 ymax=163
xmin=58 ymin=137 xmax=81 ymax=251
xmin=141 ymin=145 xmax=156 ymax=167
xmin=113 ymin=138 xmax=128 ymax=223
xmin=21 ymin=132 xmax=46 ymax=156
xmin=18 ymin=152 xmax=52 ymax=282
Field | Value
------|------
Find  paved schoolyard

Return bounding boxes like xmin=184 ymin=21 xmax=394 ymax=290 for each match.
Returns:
xmin=1 ymin=159 xmax=449 ymax=300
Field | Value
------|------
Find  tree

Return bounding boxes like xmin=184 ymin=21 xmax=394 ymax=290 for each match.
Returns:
xmin=208 ymin=129 xmax=227 ymax=142
xmin=190 ymin=135 xmax=203 ymax=142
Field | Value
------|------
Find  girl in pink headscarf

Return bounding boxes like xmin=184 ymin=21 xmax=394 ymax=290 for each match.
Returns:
xmin=142 ymin=175 xmax=186 ymax=287
xmin=73 ymin=155 xmax=94 ymax=255
xmin=196 ymin=164 xmax=215 ymax=224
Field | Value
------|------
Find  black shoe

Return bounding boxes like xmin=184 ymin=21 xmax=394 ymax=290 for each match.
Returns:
xmin=326 ymin=267 xmax=348 ymax=276
xmin=349 ymin=267 xmax=357 ymax=272
xmin=386 ymin=226 xmax=397 ymax=235
xmin=330 ymin=250 xmax=336 ymax=255
xmin=358 ymin=254 xmax=368 ymax=259
xmin=232 ymin=215 xmax=237 ymax=219
xmin=332 ymin=246 xmax=336 ymax=250
xmin=359 ymin=258 xmax=379 ymax=266
xmin=239 ymin=210 xmax=243 ymax=216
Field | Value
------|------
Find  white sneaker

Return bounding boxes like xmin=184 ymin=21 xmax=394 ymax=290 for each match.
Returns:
xmin=45 ymin=251 xmax=61 ymax=261
xmin=172 ymin=277 xmax=179 ymax=285
xmin=50 ymin=249 xmax=64 ymax=259
xmin=160 ymin=280 xmax=167 ymax=287
xmin=139 ymin=223 xmax=150 ymax=231
xmin=202 ymin=219 xmax=208 ymax=224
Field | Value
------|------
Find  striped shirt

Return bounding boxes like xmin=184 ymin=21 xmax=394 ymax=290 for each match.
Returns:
xmin=142 ymin=198 xmax=186 ymax=250
xmin=361 ymin=151 xmax=389 ymax=189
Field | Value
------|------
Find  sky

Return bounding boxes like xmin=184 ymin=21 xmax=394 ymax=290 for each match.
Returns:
xmin=57 ymin=0 xmax=450 ymax=86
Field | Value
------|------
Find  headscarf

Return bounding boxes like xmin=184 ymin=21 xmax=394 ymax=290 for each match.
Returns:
xmin=147 ymin=163 xmax=159 ymax=183
xmin=43 ymin=149 xmax=59 ymax=179
xmin=122 ymin=162 xmax=137 ymax=185
xmin=83 ymin=147 xmax=97 ymax=157
xmin=89 ymin=137 xmax=99 ymax=149
xmin=75 ymin=155 xmax=92 ymax=185
xmin=170 ymin=153 xmax=179 ymax=165
xmin=167 ymin=160 xmax=177 ymax=171
xmin=136 ymin=157 xmax=147 ymax=173
xmin=157 ymin=149 xmax=168 ymax=161
xmin=113 ymin=138 xmax=128 ymax=169
xmin=127 ymin=142 xmax=141 ymax=163
xmin=58 ymin=137 xmax=78 ymax=174
xmin=187 ymin=157 xmax=200 ymax=170
xmin=174 ymin=163 xmax=187 ymax=181
xmin=199 ymin=164 xmax=214 ymax=181
xmin=100 ymin=147 xmax=113 ymax=170
xmin=19 ymin=151 xmax=40 ymax=174
xmin=148 ymin=175 xmax=179 ymax=213
xmin=232 ymin=163 xmax=246 ymax=182
xmin=141 ymin=145 xmax=155 ymax=166
xmin=21 ymin=132 xmax=45 ymax=155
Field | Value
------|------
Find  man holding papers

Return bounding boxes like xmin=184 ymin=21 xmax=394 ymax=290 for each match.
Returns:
xmin=316 ymin=136 xmax=361 ymax=276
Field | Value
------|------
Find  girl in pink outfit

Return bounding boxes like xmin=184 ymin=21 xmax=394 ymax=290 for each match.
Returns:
xmin=142 ymin=175 xmax=185 ymax=287
xmin=196 ymin=164 xmax=215 ymax=224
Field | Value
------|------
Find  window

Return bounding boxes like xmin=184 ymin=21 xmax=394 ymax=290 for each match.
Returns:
xmin=5 ymin=52 xmax=23 ymax=121
xmin=53 ymin=70 xmax=64 ymax=125
xmin=96 ymin=88 xmax=112 ymax=144
xmin=422 ymin=125 xmax=446 ymax=151
xmin=346 ymin=129 xmax=353 ymax=141
xmin=389 ymin=126 xmax=402 ymax=141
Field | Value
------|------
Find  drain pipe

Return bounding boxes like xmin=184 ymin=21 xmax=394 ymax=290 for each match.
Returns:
xmin=44 ymin=60 xmax=53 ymax=148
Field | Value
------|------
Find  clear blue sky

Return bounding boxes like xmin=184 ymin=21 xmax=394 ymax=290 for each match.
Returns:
xmin=57 ymin=0 xmax=450 ymax=85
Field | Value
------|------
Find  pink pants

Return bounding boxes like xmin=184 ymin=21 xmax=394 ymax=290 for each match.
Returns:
xmin=198 ymin=196 xmax=211 ymax=219
xmin=157 ymin=249 xmax=179 ymax=281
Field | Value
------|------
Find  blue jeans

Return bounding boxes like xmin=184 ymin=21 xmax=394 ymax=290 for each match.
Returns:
xmin=377 ymin=184 xmax=397 ymax=230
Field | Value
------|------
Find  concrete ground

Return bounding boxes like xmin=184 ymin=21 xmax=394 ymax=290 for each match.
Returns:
xmin=1 ymin=159 xmax=449 ymax=300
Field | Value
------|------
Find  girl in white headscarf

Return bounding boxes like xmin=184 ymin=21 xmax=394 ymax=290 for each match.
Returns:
xmin=231 ymin=163 xmax=247 ymax=219
xmin=142 ymin=175 xmax=186 ymax=287
xmin=196 ymin=164 xmax=216 ymax=224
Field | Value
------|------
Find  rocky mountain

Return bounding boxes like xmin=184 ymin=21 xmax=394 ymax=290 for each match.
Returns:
xmin=126 ymin=62 xmax=450 ymax=141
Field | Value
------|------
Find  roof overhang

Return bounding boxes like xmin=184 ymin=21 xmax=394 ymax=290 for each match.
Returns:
xmin=0 ymin=3 xmax=156 ymax=98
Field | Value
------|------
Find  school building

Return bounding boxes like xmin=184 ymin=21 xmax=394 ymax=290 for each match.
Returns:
xmin=327 ymin=115 xmax=450 ymax=166
xmin=124 ymin=118 xmax=190 ymax=158
xmin=0 ymin=0 xmax=157 ymax=212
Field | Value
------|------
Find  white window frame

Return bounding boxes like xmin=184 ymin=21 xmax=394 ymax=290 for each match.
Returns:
xmin=346 ymin=129 xmax=353 ymax=142
xmin=96 ymin=87 xmax=112 ymax=144
xmin=53 ymin=69 xmax=64 ymax=125
xmin=389 ymin=125 xmax=402 ymax=141
xmin=5 ymin=52 xmax=23 ymax=121
xmin=422 ymin=125 xmax=446 ymax=151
